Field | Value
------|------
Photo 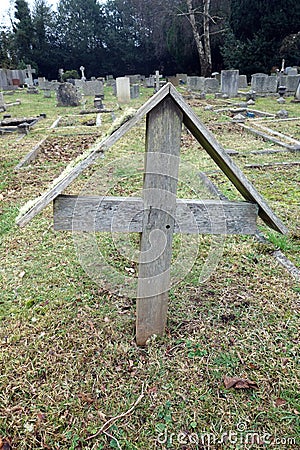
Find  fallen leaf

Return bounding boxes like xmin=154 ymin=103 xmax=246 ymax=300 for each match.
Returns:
xmin=78 ymin=393 xmax=94 ymax=404
xmin=224 ymin=376 xmax=258 ymax=389
xmin=275 ymin=398 xmax=287 ymax=407
xmin=0 ymin=438 xmax=12 ymax=450
xmin=18 ymin=271 xmax=26 ymax=279
xmin=248 ymin=363 xmax=260 ymax=370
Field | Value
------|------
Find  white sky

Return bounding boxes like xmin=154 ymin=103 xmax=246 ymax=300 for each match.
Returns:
xmin=0 ymin=0 xmax=58 ymax=27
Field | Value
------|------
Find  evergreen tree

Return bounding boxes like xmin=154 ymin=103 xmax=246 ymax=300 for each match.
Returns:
xmin=13 ymin=0 xmax=34 ymax=65
xmin=55 ymin=0 xmax=105 ymax=76
xmin=0 ymin=27 xmax=16 ymax=68
xmin=32 ymin=0 xmax=57 ymax=78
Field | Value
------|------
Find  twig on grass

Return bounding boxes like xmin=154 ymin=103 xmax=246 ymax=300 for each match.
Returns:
xmin=86 ymin=384 xmax=145 ymax=442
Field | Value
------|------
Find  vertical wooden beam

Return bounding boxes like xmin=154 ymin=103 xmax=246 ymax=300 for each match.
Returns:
xmin=136 ymin=96 xmax=183 ymax=346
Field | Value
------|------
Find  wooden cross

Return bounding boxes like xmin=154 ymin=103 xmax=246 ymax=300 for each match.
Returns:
xmin=16 ymin=83 xmax=287 ymax=346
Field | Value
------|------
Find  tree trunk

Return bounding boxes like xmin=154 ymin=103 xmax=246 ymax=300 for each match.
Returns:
xmin=186 ymin=0 xmax=212 ymax=77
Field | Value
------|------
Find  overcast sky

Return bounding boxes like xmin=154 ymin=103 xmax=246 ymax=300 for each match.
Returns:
xmin=0 ymin=0 xmax=58 ymax=27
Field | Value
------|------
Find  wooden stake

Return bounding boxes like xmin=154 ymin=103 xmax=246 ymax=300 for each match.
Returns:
xmin=136 ymin=97 xmax=183 ymax=345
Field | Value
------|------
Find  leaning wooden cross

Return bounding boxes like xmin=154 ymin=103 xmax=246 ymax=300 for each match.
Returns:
xmin=16 ymin=83 xmax=287 ymax=346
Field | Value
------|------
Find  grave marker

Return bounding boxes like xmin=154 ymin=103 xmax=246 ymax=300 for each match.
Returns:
xmin=221 ymin=70 xmax=239 ymax=97
xmin=116 ymin=77 xmax=130 ymax=103
xmin=16 ymin=83 xmax=287 ymax=346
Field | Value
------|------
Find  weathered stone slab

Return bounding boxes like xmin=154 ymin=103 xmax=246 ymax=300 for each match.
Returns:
xmin=116 ymin=77 xmax=130 ymax=103
xmin=204 ymin=77 xmax=219 ymax=93
xmin=130 ymin=84 xmax=140 ymax=99
xmin=56 ymin=83 xmax=81 ymax=106
xmin=251 ymin=74 xmax=277 ymax=93
xmin=187 ymin=76 xmax=205 ymax=91
xmin=239 ymin=75 xmax=248 ymax=89
xmin=221 ymin=70 xmax=239 ymax=97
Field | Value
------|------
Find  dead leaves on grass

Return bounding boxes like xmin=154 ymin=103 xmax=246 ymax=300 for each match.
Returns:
xmin=0 ymin=438 xmax=12 ymax=450
xmin=224 ymin=376 xmax=258 ymax=390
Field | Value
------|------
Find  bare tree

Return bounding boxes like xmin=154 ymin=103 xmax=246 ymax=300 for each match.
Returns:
xmin=186 ymin=0 xmax=211 ymax=76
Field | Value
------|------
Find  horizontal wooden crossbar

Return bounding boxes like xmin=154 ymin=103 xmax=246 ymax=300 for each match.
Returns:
xmin=53 ymin=195 xmax=258 ymax=235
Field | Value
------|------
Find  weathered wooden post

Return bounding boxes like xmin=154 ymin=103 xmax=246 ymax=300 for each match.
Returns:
xmin=16 ymin=83 xmax=288 ymax=347
xmin=136 ymin=97 xmax=183 ymax=345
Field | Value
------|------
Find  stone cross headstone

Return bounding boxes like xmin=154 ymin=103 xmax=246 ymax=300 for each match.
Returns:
xmin=80 ymin=66 xmax=86 ymax=81
xmin=116 ymin=77 xmax=130 ymax=103
xmin=155 ymin=70 xmax=162 ymax=92
xmin=58 ymin=69 xmax=64 ymax=82
xmin=26 ymin=65 xmax=36 ymax=86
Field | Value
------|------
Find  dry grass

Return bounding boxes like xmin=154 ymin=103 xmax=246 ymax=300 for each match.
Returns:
xmin=0 ymin=86 xmax=299 ymax=449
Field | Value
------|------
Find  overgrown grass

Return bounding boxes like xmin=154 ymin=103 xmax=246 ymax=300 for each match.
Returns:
xmin=0 ymin=85 xmax=299 ymax=449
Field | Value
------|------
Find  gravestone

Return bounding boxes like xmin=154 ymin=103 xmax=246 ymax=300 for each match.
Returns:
xmin=221 ymin=70 xmax=239 ymax=97
xmin=295 ymin=80 xmax=300 ymax=101
xmin=286 ymin=75 xmax=300 ymax=94
xmin=130 ymin=84 xmax=140 ymax=99
xmin=155 ymin=70 xmax=162 ymax=92
xmin=111 ymin=80 xmax=117 ymax=96
xmin=286 ymin=67 xmax=298 ymax=76
xmin=176 ymin=73 xmax=188 ymax=84
xmin=167 ymin=76 xmax=179 ymax=86
xmin=239 ymin=75 xmax=248 ymax=89
xmin=204 ymin=77 xmax=219 ymax=93
xmin=80 ymin=65 xmax=86 ymax=81
xmin=251 ymin=74 xmax=277 ymax=93
xmin=38 ymin=77 xmax=47 ymax=88
xmin=0 ymin=69 xmax=8 ymax=89
xmin=116 ymin=77 xmax=130 ymax=103
xmin=128 ymin=74 xmax=141 ymax=84
xmin=0 ymin=92 xmax=6 ymax=112
xmin=187 ymin=76 xmax=205 ymax=91
xmin=56 ymin=82 xmax=81 ymax=106
xmin=75 ymin=79 xmax=103 ymax=96
xmin=25 ymin=65 xmax=36 ymax=86
xmin=43 ymin=89 xmax=51 ymax=98
xmin=144 ymin=76 xmax=155 ymax=88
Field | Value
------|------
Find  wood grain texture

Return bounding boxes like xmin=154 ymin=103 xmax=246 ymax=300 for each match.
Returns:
xmin=16 ymin=82 xmax=287 ymax=235
xmin=136 ymin=97 xmax=183 ymax=346
xmin=168 ymin=84 xmax=288 ymax=234
xmin=54 ymin=195 xmax=258 ymax=235
xmin=16 ymin=84 xmax=172 ymax=227
xmin=15 ymin=137 xmax=48 ymax=170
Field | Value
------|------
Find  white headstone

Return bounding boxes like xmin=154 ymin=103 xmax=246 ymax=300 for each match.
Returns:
xmin=116 ymin=77 xmax=130 ymax=103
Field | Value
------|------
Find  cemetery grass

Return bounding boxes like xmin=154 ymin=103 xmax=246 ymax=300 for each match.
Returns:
xmin=0 ymin=87 xmax=299 ymax=449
